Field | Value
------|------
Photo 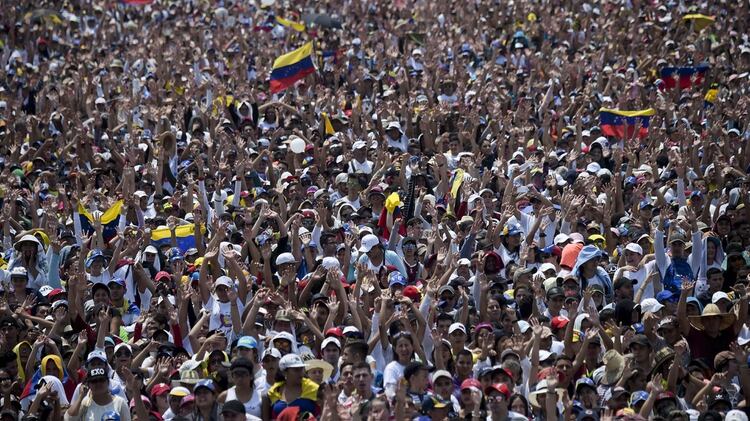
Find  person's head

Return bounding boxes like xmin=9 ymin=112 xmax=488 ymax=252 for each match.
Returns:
xmin=485 ymin=383 xmax=511 ymax=413
xmin=279 ymin=354 xmax=306 ymax=383
xmin=213 ymin=276 xmax=234 ymax=302
xmin=404 ymin=361 xmax=429 ymax=392
xmin=86 ymin=366 xmax=110 ymax=396
xmin=576 ymin=378 xmax=598 ymax=409
xmin=168 ymin=387 xmax=190 ymax=413
xmin=509 ymin=394 xmax=530 ymax=417
xmin=230 ymin=358 xmax=254 ymax=389
xmin=220 ymin=400 xmax=246 ymax=421
xmin=342 ymin=340 xmax=368 ymax=364
xmin=311 ymin=330 xmax=337 ymax=362
xmin=107 ymin=278 xmax=126 ymax=301
xmin=706 ymin=268 xmax=725 ymax=293
xmin=114 ymin=343 xmax=133 ymax=368
xmin=150 ymin=383 xmax=171 ymax=413
xmin=352 ymin=361 xmax=373 ymax=395
xmin=193 ymin=379 xmax=216 ymax=409
xmin=392 ymin=332 xmax=415 ymax=362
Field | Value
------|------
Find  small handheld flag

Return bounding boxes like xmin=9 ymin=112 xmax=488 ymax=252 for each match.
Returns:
xmin=599 ymin=108 xmax=655 ymax=139
xmin=270 ymin=42 xmax=316 ymax=93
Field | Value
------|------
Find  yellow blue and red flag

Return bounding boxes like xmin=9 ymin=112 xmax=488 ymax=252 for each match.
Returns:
xmin=599 ymin=108 xmax=655 ymax=139
xmin=270 ymin=42 xmax=316 ymax=93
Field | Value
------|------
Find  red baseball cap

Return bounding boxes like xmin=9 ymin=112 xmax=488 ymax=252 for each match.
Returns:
xmin=151 ymin=383 xmax=171 ymax=397
xmin=551 ymin=316 xmax=570 ymax=330
xmin=485 ymin=383 xmax=511 ymax=400
xmin=403 ymin=285 xmax=421 ymax=302
xmin=325 ymin=327 xmax=343 ymax=338
xmin=155 ymin=271 xmax=172 ymax=282
xmin=460 ymin=378 xmax=481 ymax=391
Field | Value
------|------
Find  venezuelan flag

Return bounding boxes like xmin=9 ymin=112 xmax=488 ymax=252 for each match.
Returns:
xmin=276 ymin=16 xmax=306 ymax=32
xmin=377 ymin=193 xmax=407 ymax=239
xmin=270 ymin=42 xmax=316 ymax=93
xmin=78 ymin=200 xmax=123 ymax=242
xmin=151 ymin=224 xmax=204 ymax=253
xmin=599 ymin=108 xmax=655 ymax=139
xmin=683 ymin=14 xmax=715 ymax=31
xmin=659 ymin=64 xmax=709 ymax=90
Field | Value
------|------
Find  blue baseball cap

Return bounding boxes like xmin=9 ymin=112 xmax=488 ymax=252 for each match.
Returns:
xmin=575 ymin=377 xmax=596 ymax=394
xmin=85 ymin=249 xmax=106 ymax=268
xmin=505 ymin=224 xmax=523 ymax=236
xmin=686 ymin=296 xmax=704 ymax=313
xmin=236 ymin=336 xmax=257 ymax=350
xmin=656 ymin=290 xmax=678 ymax=303
xmin=630 ymin=390 xmax=649 ymax=407
xmin=168 ymin=247 xmax=184 ymax=262
xmin=639 ymin=199 xmax=653 ymax=210
xmin=107 ymin=277 xmax=126 ymax=290
xmin=388 ymin=272 xmax=407 ymax=288
xmin=194 ymin=379 xmax=215 ymax=393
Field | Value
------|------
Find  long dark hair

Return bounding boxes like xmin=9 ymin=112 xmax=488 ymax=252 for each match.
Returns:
xmin=509 ymin=393 xmax=530 ymax=417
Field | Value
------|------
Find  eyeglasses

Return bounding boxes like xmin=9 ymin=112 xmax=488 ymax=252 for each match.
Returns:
xmin=486 ymin=395 xmax=505 ymax=402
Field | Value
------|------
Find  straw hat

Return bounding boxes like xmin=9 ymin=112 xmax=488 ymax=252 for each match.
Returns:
xmin=602 ymin=350 xmax=625 ymax=386
xmin=689 ymin=303 xmax=735 ymax=331
xmin=304 ymin=359 xmax=334 ymax=383
xmin=528 ymin=379 xmax=565 ymax=408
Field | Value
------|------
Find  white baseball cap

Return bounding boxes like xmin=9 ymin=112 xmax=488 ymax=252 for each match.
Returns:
xmin=279 ymin=354 xmax=306 ymax=371
xmin=712 ymin=291 xmax=731 ymax=304
xmin=625 ymin=243 xmax=643 ymax=255
xmin=276 ymin=253 xmax=297 ymax=266
xmin=448 ymin=323 xmax=466 ymax=335
xmin=321 ymin=337 xmax=341 ymax=350
xmin=359 ymin=234 xmax=381 ymax=253
xmin=639 ymin=298 xmax=664 ymax=314
xmin=214 ymin=276 xmax=234 ymax=289
xmin=553 ymin=233 xmax=570 ymax=245
xmin=321 ymin=257 xmax=340 ymax=270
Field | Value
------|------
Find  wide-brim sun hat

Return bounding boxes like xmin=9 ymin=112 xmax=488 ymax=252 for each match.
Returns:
xmin=689 ymin=303 xmax=735 ymax=331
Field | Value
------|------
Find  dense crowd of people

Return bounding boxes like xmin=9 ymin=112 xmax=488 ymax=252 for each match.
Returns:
xmin=2 ymin=0 xmax=750 ymax=420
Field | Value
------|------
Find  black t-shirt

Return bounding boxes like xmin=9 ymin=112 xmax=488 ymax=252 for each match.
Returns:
xmin=687 ymin=325 xmax=735 ymax=369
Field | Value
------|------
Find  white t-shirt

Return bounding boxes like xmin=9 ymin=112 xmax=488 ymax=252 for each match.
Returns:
xmin=64 ymin=395 xmax=130 ymax=421
xmin=204 ymin=295 xmax=245 ymax=337
xmin=87 ymin=271 xmax=111 ymax=285
xmin=383 ymin=360 xmax=406 ymax=399
xmin=623 ymin=261 xmax=657 ymax=300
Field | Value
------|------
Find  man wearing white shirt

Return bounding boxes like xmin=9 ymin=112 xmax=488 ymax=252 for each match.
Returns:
xmin=620 ymin=243 xmax=657 ymax=300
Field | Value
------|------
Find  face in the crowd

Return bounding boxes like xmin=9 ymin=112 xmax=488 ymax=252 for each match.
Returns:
xmin=168 ymin=394 xmax=183 ymax=413
xmin=109 ymin=283 xmax=125 ymax=301
xmin=707 ymin=272 xmax=724 ymax=293
xmin=115 ymin=347 xmax=133 ymax=369
xmin=629 ymin=342 xmax=650 ymax=364
xmin=368 ymin=398 xmax=390 ymax=421
xmin=456 ymin=353 xmax=473 ymax=378
xmin=670 ymin=240 xmax=686 ymax=259
xmin=578 ymin=386 xmax=598 ymax=409
xmin=11 ymin=276 xmax=27 ymax=294
xmin=407 ymin=368 xmax=429 ymax=392
xmin=322 ymin=343 xmax=341 ymax=367
xmin=283 ymin=366 xmax=304 ymax=383
xmin=352 ymin=366 xmax=372 ymax=394
xmin=89 ymin=257 xmax=105 ymax=275
xmin=394 ymin=335 xmax=414 ymax=362
xmin=555 ymin=359 xmax=573 ymax=384
xmin=488 ymin=299 xmax=503 ymax=322
xmin=231 ymin=365 xmax=252 ymax=388
xmin=88 ymin=375 xmax=110 ymax=395
xmin=20 ymin=242 xmax=37 ymax=261
xmin=624 ymin=250 xmax=641 ymax=266
xmin=487 ymin=390 xmax=507 ymax=413
xmin=506 ymin=233 xmax=521 ymax=249
xmin=194 ymin=387 xmax=215 ymax=408
xmin=214 ymin=284 xmax=230 ymax=302
xmin=93 ymin=287 xmax=110 ymax=305
xmin=510 ymin=396 xmax=527 ymax=415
